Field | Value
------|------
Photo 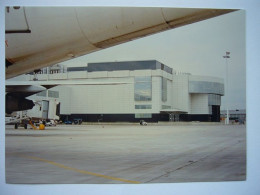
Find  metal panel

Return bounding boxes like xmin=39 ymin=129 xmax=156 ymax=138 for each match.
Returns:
xmin=208 ymin=94 xmax=221 ymax=105
xmin=189 ymin=81 xmax=224 ymax=95
xmin=5 ymin=7 xmax=30 ymax=33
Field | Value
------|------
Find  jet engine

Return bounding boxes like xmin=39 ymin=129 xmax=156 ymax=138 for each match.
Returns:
xmin=6 ymin=94 xmax=34 ymax=114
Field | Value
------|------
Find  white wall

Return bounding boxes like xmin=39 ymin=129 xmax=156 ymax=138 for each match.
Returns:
xmin=48 ymin=73 xmax=68 ymax=80
xmin=54 ymin=86 xmax=72 ymax=115
xmin=69 ymin=77 xmax=134 ymax=114
xmin=26 ymin=103 xmax=43 ymax=118
xmin=172 ymin=75 xmax=190 ymax=113
xmin=11 ymin=69 xmax=223 ymax=117
xmin=56 ymin=70 xmax=166 ymax=115
xmin=166 ymin=78 xmax=172 ymax=108
xmin=189 ymin=75 xmax=224 ymax=84
xmin=190 ymin=94 xmax=209 ymax=114
xmin=47 ymin=100 xmax=60 ymax=120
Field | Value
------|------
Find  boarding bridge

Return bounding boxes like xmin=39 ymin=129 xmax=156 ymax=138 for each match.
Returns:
xmin=26 ymin=99 xmax=60 ymax=121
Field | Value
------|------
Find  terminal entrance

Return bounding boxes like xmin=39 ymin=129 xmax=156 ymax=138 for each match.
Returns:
xmin=160 ymin=110 xmax=186 ymax=122
xmin=169 ymin=113 xmax=180 ymax=122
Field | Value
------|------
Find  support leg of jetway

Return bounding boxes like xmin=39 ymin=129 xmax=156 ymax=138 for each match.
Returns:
xmin=28 ymin=120 xmax=37 ymax=130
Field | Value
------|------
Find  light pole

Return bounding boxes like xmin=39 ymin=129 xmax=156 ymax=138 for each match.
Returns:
xmin=223 ymin=51 xmax=230 ymax=124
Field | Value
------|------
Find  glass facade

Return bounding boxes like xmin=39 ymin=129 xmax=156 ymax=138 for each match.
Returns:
xmin=134 ymin=77 xmax=152 ymax=101
xmin=135 ymin=113 xmax=152 ymax=118
xmin=162 ymin=77 xmax=167 ymax=102
xmin=36 ymin=90 xmax=59 ymax=98
xmin=162 ymin=105 xmax=171 ymax=109
xmin=67 ymin=67 xmax=88 ymax=72
xmin=135 ymin=105 xmax=152 ymax=109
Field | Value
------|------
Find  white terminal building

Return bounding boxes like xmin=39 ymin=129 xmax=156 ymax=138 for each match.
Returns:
xmin=13 ymin=60 xmax=225 ymax=122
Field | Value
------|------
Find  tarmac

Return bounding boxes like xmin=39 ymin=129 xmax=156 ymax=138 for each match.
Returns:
xmin=5 ymin=123 xmax=246 ymax=184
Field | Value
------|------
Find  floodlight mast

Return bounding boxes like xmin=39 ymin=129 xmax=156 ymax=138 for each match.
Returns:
xmin=223 ymin=52 xmax=230 ymax=125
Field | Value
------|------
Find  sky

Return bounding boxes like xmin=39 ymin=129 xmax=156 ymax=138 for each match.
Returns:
xmin=61 ymin=10 xmax=246 ymax=110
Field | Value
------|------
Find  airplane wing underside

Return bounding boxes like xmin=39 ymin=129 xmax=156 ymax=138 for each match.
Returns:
xmin=6 ymin=85 xmax=47 ymax=98
xmin=5 ymin=7 xmax=236 ymax=79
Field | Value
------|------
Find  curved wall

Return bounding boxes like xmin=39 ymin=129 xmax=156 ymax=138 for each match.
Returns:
xmin=188 ymin=76 xmax=224 ymax=95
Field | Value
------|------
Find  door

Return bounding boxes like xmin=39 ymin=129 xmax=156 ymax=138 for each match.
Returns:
xmin=42 ymin=100 xmax=49 ymax=119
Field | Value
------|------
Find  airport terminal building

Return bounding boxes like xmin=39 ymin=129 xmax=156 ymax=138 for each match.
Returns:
xmin=16 ymin=60 xmax=224 ymax=122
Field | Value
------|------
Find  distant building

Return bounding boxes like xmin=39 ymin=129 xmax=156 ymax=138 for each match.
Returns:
xmin=15 ymin=60 xmax=225 ymax=123
xmin=221 ymin=109 xmax=246 ymax=123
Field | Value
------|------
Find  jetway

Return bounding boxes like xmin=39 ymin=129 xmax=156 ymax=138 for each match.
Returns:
xmin=7 ymin=99 xmax=60 ymax=129
xmin=27 ymin=99 xmax=60 ymax=121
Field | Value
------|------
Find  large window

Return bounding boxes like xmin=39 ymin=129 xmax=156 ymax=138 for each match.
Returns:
xmin=162 ymin=77 xmax=167 ymax=102
xmin=162 ymin=105 xmax=171 ymax=109
xmin=135 ymin=105 xmax=152 ymax=109
xmin=135 ymin=113 xmax=152 ymax=118
xmin=134 ymin=77 xmax=152 ymax=101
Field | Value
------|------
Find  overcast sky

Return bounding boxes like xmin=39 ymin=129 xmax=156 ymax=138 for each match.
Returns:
xmin=61 ymin=10 xmax=246 ymax=110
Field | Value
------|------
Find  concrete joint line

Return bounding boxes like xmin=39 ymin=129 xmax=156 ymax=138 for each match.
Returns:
xmin=146 ymin=140 xmax=243 ymax=183
xmin=21 ymin=155 xmax=141 ymax=184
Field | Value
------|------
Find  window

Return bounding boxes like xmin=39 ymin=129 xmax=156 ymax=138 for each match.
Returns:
xmin=162 ymin=77 xmax=167 ymax=102
xmin=162 ymin=105 xmax=171 ymax=109
xmin=135 ymin=113 xmax=152 ymax=118
xmin=134 ymin=77 xmax=152 ymax=101
xmin=48 ymin=90 xmax=59 ymax=98
xmin=67 ymin=67 xmax=88 ymax=72
xmin=135 ymin=105 xmax=152 ymax=109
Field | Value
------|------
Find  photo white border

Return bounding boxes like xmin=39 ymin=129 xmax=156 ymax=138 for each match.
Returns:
xmin=1 ymin=0 xmax=259 ymax=194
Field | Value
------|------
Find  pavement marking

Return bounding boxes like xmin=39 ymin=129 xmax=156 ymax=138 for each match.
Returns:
xmin=22 ymin=155 xmax=141 ymax=184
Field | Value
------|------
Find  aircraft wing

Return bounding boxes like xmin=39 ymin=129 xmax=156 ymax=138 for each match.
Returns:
xmin=5 ymin=7 xmax=236 ymax=79
xmin=6 ymin=84 xmax=47 ymax=98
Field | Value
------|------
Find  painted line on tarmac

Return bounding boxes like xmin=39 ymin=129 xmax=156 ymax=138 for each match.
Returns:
xmin=22 ymin=155 xmax=141 ymax=184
